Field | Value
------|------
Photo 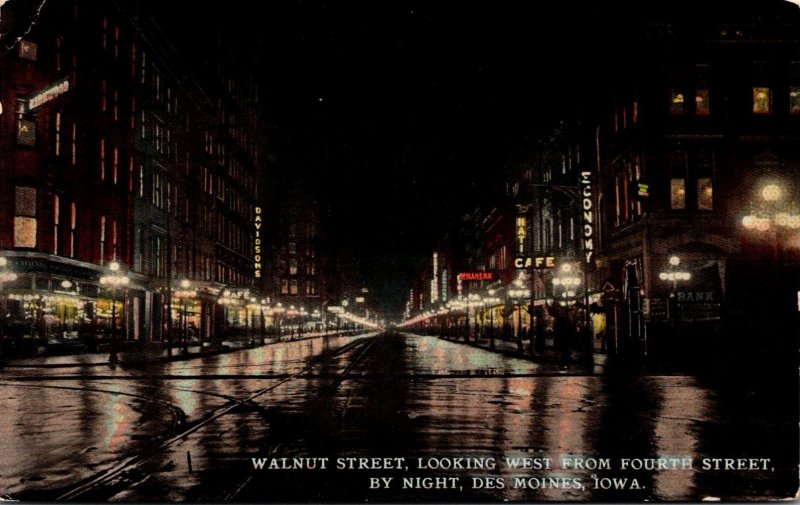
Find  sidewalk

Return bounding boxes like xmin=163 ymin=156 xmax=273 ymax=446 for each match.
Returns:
xmin=0 ymin=330 xmax=367 ymax=369
xmin=438 ymin=333 xmax=611 ymax=374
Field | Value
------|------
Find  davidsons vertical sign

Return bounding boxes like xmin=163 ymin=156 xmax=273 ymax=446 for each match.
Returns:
xmin=254 ymin=206 xmax=263 ymax=278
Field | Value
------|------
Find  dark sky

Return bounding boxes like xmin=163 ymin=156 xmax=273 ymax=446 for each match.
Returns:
xmin=142 ymin=0 xmax=795 ymax=319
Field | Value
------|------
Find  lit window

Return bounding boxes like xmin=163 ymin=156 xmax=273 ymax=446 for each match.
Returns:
xmin=53 ymin=194 xmax=59 ymax=254
xmin=753 ymin=87 xmax=771 ymax=114
xmin=697 ymin=178 xmax=713 ymax=210
xmin=69 ymin=202 xmax=76 ymax=257
xmin=670 ymin=179 xmax=686 ymax=210
xmin=695 ymin=90 xmax=710 ymax=115
xmin=289 ymin=259 xmax=298 ymax=275
xmin=670 ymin=91 xmax=685 ymax=115
xmin=280 ymin=279 xmax=288 ymax=294
xmin=17 ymin=117 xmax=36 ymax=146
xmin=71 ymin=124 xmax=77 ymax=165
xmin=790 ymin=87 xmax=800 ymax=115
xmin=100 ymin=138 xmax=105 ymax=180
xmin=14 ymin=186 xmax=37 ymax=248
xmin=19 ymin=40 xmax=37 ymax=61
xmin=99 ymin=215 xmax=106 ymax=264
xmin=290 ymin=279 xmax=298 ymax=295
xmin=54 ymin=112 xmax=61 ymax=155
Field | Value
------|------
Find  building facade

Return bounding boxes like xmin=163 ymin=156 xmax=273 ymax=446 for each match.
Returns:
xmin=0 ymin=0 xmax=266 ymax=350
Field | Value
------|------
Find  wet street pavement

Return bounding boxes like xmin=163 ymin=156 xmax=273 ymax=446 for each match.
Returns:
xmin=0 ymin=332 xmax=796 ymax=502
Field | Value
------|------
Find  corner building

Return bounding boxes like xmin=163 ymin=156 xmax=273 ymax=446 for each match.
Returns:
xmin=593 ymin=3 xmax=800 ymax=361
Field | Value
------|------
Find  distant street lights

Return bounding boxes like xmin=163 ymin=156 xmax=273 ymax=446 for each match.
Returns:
xmin=0 ymin=258 xmax=18 ymax=342
xmin=99 ymin=261 xmax=129 ymax=364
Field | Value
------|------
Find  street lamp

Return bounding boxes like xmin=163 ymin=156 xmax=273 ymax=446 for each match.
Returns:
xmin=174 ymin=279 xmax=196 ymax=353
xmin=260 ymin=299 xmax=267 ymax=344
xmin=509 ymin=273 xmax=531 ymax=353
xmin=485 ymin=289 xmax=501 ymax=349
xmin=552 ymin=263 xmax=581 ymax=363
xmin=742 ymin=183 xmax=800 ymax=262
xmin=659 ymin=255 xmax=691 ymax=327
xmin=99 ymin=261 xmax=129 ymax=364
xmin=272 ymin=302 xmax=285 ymax=338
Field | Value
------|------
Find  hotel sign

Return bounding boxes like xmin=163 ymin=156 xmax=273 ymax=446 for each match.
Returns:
xmin=21 ymin=77 xmax=70 ymax=114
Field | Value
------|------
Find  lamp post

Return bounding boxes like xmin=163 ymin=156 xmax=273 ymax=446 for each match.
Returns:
xmin=260 ymin=299 xmax=267 ymax=344
xmin=486 ymin=289 xmax=500 ymax=349
xmin=741 ymin=182 xmax=800 ymax=357
xmin=99 ymin=261 xmax=129 ymax=364
xmin=509 ymin=273 xmax=531 ymax=353
xmin=659 ymin=255 xmax=691 ymax=329
xmin=0 ymin=258 xmax=18 ymax=344
xmin=742 ymin=183 xmax=800 ymax=262
xmin=174 ymin=279 xmax=196 ymax=354
xmin=273 ymin=302 xmax=285 ymax=338
xmin=553 ymin=263 xmax=581 ymax=364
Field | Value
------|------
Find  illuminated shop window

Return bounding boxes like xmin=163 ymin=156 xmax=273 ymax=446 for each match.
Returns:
xmin=670 ymin=179 xmax=686 ymax=210
xmin=14 ymin=186 xmax=37 ymax=248
xmin=753 ymin=87 xmax=771 ymax=114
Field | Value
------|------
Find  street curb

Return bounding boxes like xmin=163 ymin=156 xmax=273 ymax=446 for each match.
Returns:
xmin=437 ymin=335 xmax=606 ymax=371
xmin=0 ymin=331 xmax=367 ymax=369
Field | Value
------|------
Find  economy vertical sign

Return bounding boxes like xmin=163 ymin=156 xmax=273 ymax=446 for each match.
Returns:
xmin=580 ymin=171 xmax=594 ymax=264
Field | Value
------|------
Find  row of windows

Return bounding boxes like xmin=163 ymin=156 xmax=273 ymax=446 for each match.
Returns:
xmin=278 ymin=258 xmax=317 ymax=276
xmin=670 ymin=62 xmax=800 ymax=116
xmin=280 ymin=279 xmax=317 ymax=296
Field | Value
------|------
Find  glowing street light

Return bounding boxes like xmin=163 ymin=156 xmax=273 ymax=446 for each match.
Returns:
xmin=99 ymin=261 xmax=129 ymax=363
xmin=174 ymin=279 xmax=197 ymax=353
xmin=659 ymin=255 xmax=691 ymax=326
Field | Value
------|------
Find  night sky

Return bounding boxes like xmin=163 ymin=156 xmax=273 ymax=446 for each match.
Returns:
xmin=142 ymin=0 xmax=785 ymax=319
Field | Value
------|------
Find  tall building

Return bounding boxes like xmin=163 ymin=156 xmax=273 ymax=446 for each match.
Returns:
xmin=0 ymin=0 xmax=266 ymax=349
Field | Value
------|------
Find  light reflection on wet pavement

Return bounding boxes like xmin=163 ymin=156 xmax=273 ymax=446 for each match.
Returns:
xmin=0 ymin=332 xmax=796 ymax=502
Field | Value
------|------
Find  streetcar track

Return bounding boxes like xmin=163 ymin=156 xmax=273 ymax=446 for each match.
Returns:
xmin=55 ymin=335 xmax=377 ymax=502
xmin=0 ymin=381 xmax=188 ymax=435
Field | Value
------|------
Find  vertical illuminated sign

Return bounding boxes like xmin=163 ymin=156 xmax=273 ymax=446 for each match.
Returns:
xmin=254 ymin=206 xmax=262 ymax=278
xmin=580 ymin=171 xmax=594 ymax=263
xmin=431 ymin=252 xmax=439 ymax=302
xmin=441 ymin=268 xmax=448 ymax=302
